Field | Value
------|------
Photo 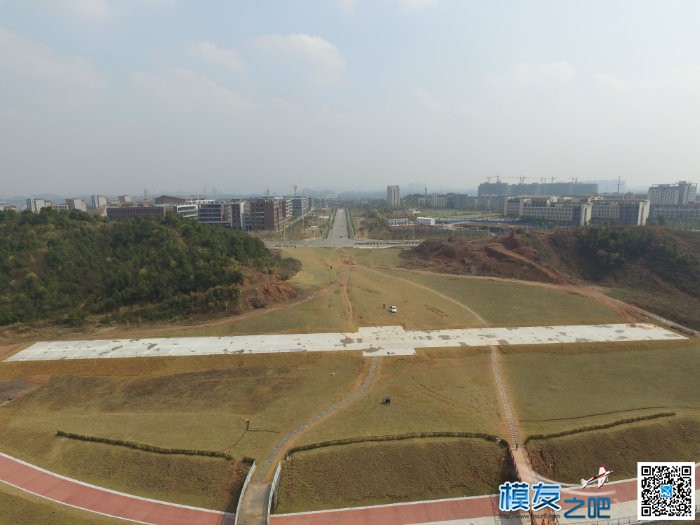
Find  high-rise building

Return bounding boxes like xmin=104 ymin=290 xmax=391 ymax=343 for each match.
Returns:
xmin=387 ymin=185 xmax=401 ymax=208
xmin=90 ymin=195 xmax=108 ymax=209
xmin=648 ymin=181 xmax=697 ymax=205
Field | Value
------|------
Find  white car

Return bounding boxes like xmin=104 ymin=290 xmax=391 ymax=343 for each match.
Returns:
xmin=389 ymin=305 xmax=397 ymax=313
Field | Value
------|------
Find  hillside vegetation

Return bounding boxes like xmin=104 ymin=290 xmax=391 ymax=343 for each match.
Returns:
xmin=403 ymin=226 xmax=700 ymax=329
xmin=0 ymin=208 xmax=298 ymax=326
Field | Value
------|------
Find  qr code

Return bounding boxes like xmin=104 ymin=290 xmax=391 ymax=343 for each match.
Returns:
xmin=638 ymin=462 xmax=695 ymax=520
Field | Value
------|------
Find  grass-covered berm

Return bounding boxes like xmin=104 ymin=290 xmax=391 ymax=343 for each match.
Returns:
xmin=527 ymin=417 xmax=699 ymax=482
xmin=500 ymin=339 xmax=700 ymax=482
xmin=275 ymin=437 xmax=514 ymax=512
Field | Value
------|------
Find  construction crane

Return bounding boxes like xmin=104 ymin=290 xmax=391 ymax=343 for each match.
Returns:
xmin=289 ymin=184 xmax=298 ymax=197
xmin=518 ymin=176 xmax=527 ymax=184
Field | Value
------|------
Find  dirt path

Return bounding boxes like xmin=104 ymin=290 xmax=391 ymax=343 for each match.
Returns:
xmin=487 ymin=242 xmax=574 ymax=285
xmin=236 ymin=357 xmax=379 ymax=525
xmin=336 ymin=251 xmax=356 ymax=327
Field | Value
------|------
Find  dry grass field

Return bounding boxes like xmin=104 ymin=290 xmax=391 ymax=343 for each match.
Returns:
xmin=279 ymin=247 xmax=343 ymax=292
xmin=227 ymin=287 xmax=353 ymax=334
xmin=343 ymin=247 xmax=404 ymax=268
xmin=499 ymin=340 xmax=700 ymax=437
xmin=275 ymin=437 xmax=511 ymax=512
xmin=1 ymin=245 xmax=696 ymax=517
xmin=0 ymin=352 xmax=366 ymax=509
xmin=347 ymin=267 xmax=483 ymax=329
xmin=295 ymin=348 xmax=502 ymax=445
xmin=391 ymin=270 xmax=624 ymax=326
xmin=0 ymin=483 xmax=124 ymax=525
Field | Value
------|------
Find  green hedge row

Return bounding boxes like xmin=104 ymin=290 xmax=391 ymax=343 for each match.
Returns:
xmin=525 ymin=412 xmax=675 ymax=444
xmin=285 ymin=431 xmax=507 ymax=458
xmin=56 ymin=430 xmax=238 ymax=461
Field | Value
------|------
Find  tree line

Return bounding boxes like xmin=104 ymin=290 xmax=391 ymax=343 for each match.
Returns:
xmin=0 ymin=208 xmax=285 ymax=326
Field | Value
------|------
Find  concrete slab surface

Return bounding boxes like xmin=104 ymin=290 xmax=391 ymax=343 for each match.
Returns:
xmin=6 ymin=323 xmax=684 ymax=362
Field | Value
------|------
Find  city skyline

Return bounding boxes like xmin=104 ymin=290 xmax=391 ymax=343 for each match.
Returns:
xmin=2 ymin=1 xmax=700 ymax=196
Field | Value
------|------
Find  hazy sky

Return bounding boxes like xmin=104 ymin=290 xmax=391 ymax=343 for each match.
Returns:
xmin=2 ymin=0 xmax=699 ymax=197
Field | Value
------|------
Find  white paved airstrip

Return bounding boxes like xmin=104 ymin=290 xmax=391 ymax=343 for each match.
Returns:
xmin=6 ymin=323 xmax=685 ymax=362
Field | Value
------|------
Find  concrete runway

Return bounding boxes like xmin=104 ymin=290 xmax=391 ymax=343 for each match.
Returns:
xmin=7 ymin=323 xmax=684 ymax=362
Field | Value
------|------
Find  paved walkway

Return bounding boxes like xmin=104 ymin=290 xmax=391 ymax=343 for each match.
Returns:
xmin=8 ymin=323 xmax=684 ymax=362
xmin=0 ymin=452 xmax=235 ymax=525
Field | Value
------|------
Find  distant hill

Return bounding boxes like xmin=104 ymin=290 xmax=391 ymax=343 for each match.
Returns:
xmin=402 ymin=227 xmax=700 ymax=330
xmin=0 ymin=209 xmax=298 ymax=326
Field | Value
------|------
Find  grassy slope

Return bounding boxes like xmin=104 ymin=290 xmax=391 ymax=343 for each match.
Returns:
xmin=0 ymin=484 xmax=125 ymax=525
xmin=0 ymin=353 xmax=365 ymax=509
xmin=391 ymin=270 xmax=622 ymax=326
xmin=348 ymin=267 xmax=483 ymax=329
xmin=500 ymin=340 xmax=700 ymax=436
xmin=280 ymin=248 xmax=343 ymax=291
xmin=227 ymin=289 xmax=353 ymax=334
xmin=527 ymin=417 xmax=700 ymax=482
xmin=275 ymin=438 xmax=511 ymax=512
xmin=296 ymin=348 xmax=502 ymax=445
xmin=403 ymin=228 xmax=700 ymax=329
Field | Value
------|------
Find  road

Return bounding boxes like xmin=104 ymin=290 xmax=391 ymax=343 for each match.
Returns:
xmin=307 ymin=208 xmax=356 ymax=248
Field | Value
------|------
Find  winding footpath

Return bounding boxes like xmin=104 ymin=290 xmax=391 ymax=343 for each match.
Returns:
xmin=236 ymin=357 xmax=379 ymax=525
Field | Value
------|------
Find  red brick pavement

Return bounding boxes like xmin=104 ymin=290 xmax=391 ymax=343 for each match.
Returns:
xmin=0 ymin=452 xmax=235 ymax=525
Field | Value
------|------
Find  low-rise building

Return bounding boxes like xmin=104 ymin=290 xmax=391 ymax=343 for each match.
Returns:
xmin=65 ymin=198 xmax=87 ymax=212
xmin=107 ymin=206 xmax=166 ymax=220
xmin=290 ymin=196 xmax=310 ymax=216
xmin=26 ymin=198 xmax=48 ymax=214
xmin=250 ymin=198 xmax=285 ymax=230
xmin=197 ymin=200 xmax=248 ymax=230
xmin=174 ymin=204 xmax=198 ymax=219
xmin=590 ymin=199 xmax=650 ymax=226
xmin=649 ymin=203 xmax=700 ymax=221
xmin=505 ymin=196 xmax=592 ymax=226
xmin=155 ymin=195 xmax=189 ymax=205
